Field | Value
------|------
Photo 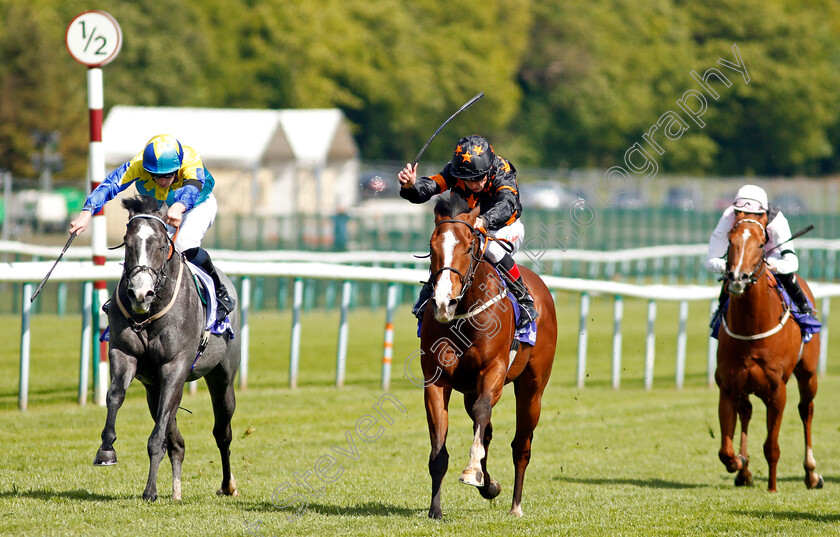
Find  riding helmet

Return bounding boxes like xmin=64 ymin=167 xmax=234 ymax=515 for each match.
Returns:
xmin=142 ymin=134 xmax=184 ymax=175
xmin=449 ymin=135 xmax=495 ymax=179
xmin=732 ymin=184 xmax=768 ymax=214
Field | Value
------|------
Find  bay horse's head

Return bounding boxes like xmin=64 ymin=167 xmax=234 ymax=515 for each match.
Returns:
xmin=428 ymin=197 xmax=482 ymax=323
xmin=121 ymin=196 xmax=173 ymax=314
xmin=725 ymin=216 xmax=767 ymax=296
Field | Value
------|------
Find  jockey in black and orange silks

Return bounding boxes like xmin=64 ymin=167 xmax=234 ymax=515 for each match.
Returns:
xmin=398 ymin=135 xmax=537 ymax=329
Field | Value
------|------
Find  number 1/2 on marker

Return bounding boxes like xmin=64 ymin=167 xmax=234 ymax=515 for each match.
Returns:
xmin=79 ymin=21 xmax=97 ymax=53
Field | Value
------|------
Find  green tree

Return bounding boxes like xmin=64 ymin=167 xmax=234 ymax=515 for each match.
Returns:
xmin=678 ymin=0 xmax=840 ymax=175
xmin=0 ymin=1 xmax=87 ymax=177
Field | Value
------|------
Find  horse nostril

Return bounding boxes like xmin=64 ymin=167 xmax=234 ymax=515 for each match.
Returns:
xmin=726 ymin=271 xmax=735 ymax=281
xmin=448 ymin=299 xmax=457 ymax=308
xmin=145 ymin=290 xmax=155 ymax=299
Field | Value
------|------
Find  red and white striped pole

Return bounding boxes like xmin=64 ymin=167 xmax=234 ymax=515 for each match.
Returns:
xmin=88 ymin=67 xmax=109 ymax=406
xmin=66 ymin=11 xmax=122 ymax=406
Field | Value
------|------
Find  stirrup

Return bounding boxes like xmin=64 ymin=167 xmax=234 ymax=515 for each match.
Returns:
xmin=516 ymin=300 xmax=538 ymax=329
xmin=215 ymin=290 xmax=235 ymax=321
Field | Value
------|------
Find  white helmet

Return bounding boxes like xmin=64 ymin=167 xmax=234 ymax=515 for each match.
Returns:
xmin=732 ymin=184 xmax=768 ymax=214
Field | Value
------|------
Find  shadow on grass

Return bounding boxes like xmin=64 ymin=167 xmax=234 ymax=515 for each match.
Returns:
xmin=0 ymin=488 xmax=128 ymax=502
xmin=553 ymin=476 xmax=703 ymax=489
xmin=777 ymin=474 xmax=840 ymax=485
xmin=736 ymin=509 xmax=840 ymax=523
xmin=242 ymin=499 xmax=421 ymax=518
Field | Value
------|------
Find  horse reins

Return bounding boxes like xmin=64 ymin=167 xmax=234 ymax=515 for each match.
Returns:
xmin=725 ymin=218 xmax=768 ymax=286
xmin=722 ymin=217 xmax=792 ymax=340
xmin=115 ymin=214 xmax=184 ymax=331
xmin=430 ymin=218 xmax=485 ymax=303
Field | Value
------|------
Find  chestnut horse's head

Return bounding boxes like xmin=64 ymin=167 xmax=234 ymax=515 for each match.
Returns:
xmin=725 ymin=217 xmax=767 ymax=296
xmin=428 ymin=197 xmax=482 ymax=323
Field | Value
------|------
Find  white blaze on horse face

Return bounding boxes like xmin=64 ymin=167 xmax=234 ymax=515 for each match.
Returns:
xmin=734 ymin=228 xmax=751 ymax=276
xmin=135 ymin=224 xmax=155 ymax=268
xmin=434 ymin=230 xmax=459 ymax=321
xmin=128 ymin=223 xmax=157 ymax=308
xmin=729 ymin=228 xmax=752 ymax=295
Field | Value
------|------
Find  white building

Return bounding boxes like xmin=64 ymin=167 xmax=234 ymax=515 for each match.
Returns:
xmin=100 ymin=106 xmax=360 ymax=234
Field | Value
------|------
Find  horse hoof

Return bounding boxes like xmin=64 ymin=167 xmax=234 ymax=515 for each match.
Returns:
xmin=734 ymin=471 xmax=752 ymax=487
xmin=217 ymin=487 xmax=239 ymax=497
xmin=808 ymin=475 xmax=824 ymax=489
xmin=428 ymin=508 xmax=443 ymax=520
xmin=143 ymin=493 xmax=158 ymax=502
xmin=93 ymin=450 xmax=117 ymax=466
xmin=479 ymin=479 xmax=502 ymax=500
xmin=459 ymin=468 xmax=484 ymax=488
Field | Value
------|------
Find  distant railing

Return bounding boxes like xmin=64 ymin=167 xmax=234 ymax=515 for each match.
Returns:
xmin=4 ymin=259 xmax=840 ymax=411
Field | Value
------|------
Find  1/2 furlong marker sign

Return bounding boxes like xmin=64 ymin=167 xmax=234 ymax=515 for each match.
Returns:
xmin=65 ymin=10 xmax=122 ymax=407
xmin=65 ymin=10 xmax=122 ymax=67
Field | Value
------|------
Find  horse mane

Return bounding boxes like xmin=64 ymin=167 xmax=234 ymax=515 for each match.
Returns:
xmin=122 ymin=195 xmax=161 ymax=216
xmin=434 ymin=193 xmax=470 ymax=219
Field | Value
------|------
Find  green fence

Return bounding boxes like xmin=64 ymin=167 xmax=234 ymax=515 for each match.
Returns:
xmin=5 ymin=207 xmax=840 ymax=315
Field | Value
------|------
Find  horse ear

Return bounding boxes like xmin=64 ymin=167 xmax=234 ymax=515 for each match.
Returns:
xmin=158 ymin=202 xmax=169 ymax=220
xmin=434 ymin=208 xmax=447 ymax=225
xmin=466 ymin=205 xmax=480 ymax=224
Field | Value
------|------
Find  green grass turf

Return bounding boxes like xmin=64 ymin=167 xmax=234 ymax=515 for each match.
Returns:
xmin=2 ymin=294 xmax=840 ymax=536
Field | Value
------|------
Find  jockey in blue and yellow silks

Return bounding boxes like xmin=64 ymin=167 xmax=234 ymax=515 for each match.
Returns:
xmin=69 ymin=134 xmax=235 ymax=319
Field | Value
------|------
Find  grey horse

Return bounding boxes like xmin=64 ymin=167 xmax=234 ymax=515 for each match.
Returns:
xmin=93 ymin=195 xmax=241 ymax=501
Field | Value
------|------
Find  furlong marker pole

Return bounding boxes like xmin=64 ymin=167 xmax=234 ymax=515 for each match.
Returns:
xmin=67 ymin=11 xmax=122 ymax=406
xmin=88 ymin=67 xmax=109 ymax=406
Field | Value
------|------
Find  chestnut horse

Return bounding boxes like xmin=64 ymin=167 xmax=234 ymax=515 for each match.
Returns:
xmin=716 ymin=217 xmax=822 ymax=491
xmin=419 ymin=198 xmax=557 ymax=518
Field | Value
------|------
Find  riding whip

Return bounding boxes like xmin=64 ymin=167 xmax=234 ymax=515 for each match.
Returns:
xmin=767 ymin=224 xmax=814 ymax=252
xmin=30 ymin=231 xmax=78 ymax=302
xmin=413 ymin=92 xmax=485 ymax=166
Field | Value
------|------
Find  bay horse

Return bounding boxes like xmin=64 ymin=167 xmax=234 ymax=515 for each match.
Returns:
xmin=93 ymin=196 xmax=241 ymax=501
xmin=420 ymin=198 xmax=557 ymax=518
xmin=715 ymin=216 xmax=822 ymax=491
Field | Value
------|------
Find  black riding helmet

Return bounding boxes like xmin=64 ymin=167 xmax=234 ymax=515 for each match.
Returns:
xmin=449 ymin=135 xmax=495 ymax=180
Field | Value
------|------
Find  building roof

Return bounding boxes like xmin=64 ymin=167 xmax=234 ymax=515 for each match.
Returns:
xmin=102 ymin=106 xmax=358 ymax=169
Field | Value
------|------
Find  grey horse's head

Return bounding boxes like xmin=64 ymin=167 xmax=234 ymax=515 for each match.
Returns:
xmin=121 ymin=196 xmax=170 ymax=314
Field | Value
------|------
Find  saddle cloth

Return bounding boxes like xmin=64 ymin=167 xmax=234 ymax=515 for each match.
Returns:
xmin=711 ymin=274 xmax=821 ymax=341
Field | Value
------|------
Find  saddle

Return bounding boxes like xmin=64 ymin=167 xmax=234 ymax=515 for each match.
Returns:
xmin=186 ymin=261 xmax=234 ymax=336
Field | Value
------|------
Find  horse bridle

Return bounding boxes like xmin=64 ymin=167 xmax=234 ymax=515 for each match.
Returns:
xmin=114 ymin=214 xmax=182 ymax=329
xmin=724 ymin=218 xmax=767 ymax=286
xmin=429 ymin=218 xmax=485 ymax=304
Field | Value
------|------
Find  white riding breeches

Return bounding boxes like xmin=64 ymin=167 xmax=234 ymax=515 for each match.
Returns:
xmin=168 ymin=193 xmax=217 ymax=252
xmin=484 ymin=219 xmax=525 ymax=264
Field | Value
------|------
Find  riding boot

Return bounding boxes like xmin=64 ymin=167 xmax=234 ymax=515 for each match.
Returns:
xmin=776 ymin=272 xmax=816 ymax=317
xmin=412 ymin=279 xmax=435 ymax=321
xmin=495 ymin=254 xmax=538 ymax=329
xmin=184 ymin=247 xmax=236 ymax=321
xmin=709 ymin=283 xmax=727 ymax=329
